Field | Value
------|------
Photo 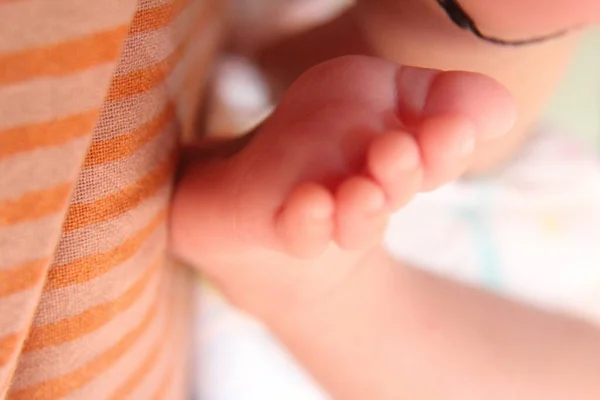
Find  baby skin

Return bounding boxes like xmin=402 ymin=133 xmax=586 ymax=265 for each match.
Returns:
xmin=170 ymin=55 xmax=514 ymax=318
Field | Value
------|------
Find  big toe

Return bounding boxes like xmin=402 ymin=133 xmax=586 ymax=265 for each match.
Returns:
xmin=397 ymin=66 xmax=516 ymax=141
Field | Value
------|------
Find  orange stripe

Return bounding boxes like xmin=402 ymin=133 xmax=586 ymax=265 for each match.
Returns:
xmin=47 ymin=208 xmax=167 ymax=291
xmin=0 ymin=27 xmax=128 ymax=85
xmin=84 ymin=105 xmax=175 ymax=168
xmin=10 ymin=291 xmax=163 ymax=400
xmin=105 ymin=5 xmax=214 ymax=102
xmin=0 ymin=183 xmax=72 ymax=227
xmin=63 ymin=150 xmax=175 ymax=233
xmin=24 ymin=252 xmax=163 ymax=352
xmin=105 ymin=39 xmax=186 ymax=102
xmin=0 ymin=258 xmax=48 ymax=298
xmin=108 ymin=327 xmax=166 ymax=400
xmin=0 ymin=110 xmax=99 ymax=159
xmin=0 ymin=334 xmax=20 ymax=367
xmin=129 ymin=0 xmax=190 ymax=35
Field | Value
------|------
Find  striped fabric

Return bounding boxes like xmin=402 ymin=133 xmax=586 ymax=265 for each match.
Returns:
xmin=0 ymin=0 xmax=225 ymax=398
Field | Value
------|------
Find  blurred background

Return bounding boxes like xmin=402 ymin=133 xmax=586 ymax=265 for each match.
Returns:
xmin=544 ymin=28 xmax=600 ymax=150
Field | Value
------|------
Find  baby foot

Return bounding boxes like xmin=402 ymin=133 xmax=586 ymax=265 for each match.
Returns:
xmin=171 ymin=55 xmax=514 ymax=266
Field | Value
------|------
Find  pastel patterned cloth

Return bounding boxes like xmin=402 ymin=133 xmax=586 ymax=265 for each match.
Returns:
xmin=0 ymin=0 xmax=225 ymax=397
xmin=196 ymin=126 xmax=600 ymax=400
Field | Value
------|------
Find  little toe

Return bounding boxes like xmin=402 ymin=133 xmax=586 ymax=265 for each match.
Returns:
xmin=334 ymin=176 xmax=388 ymax=251
xmin=275 ymin=182 xmax=335 ymax=259
xmin=367 ymin=132 xmax=423 ymax=210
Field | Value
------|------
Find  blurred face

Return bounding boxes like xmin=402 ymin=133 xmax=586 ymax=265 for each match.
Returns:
xmin=435 ymin=0 xmax=600 ymax=45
